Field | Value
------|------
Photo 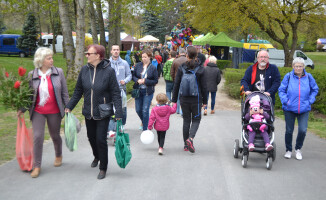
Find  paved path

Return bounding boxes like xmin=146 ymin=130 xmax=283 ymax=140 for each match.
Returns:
xmin=0 ymin=78 xmax=326 ymax=200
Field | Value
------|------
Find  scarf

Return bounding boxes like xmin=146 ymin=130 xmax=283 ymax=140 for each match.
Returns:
xmin=110 ymin=57 xmax=121 ymax=76
xmin=38 ymin=68 xmax=52 ymax=107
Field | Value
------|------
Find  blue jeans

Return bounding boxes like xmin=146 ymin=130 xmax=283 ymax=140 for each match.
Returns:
xmin=135 ymin=89 xmax=153 ymax=131
xmin=165 ymin=80 xmax=174 ymax=101
xmin=205 ymin=92 xmax=216 ymax=110
xmin=284 ymin=110 xmax=309 ymax=152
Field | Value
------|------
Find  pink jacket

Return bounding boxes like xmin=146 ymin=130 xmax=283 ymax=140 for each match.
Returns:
xmin=148 ymin=103 xmax=177 ymax=131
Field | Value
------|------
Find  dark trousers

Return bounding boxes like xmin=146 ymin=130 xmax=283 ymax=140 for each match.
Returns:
xmin=181 ymin=101 xmax=201 ymax=145
xmin=85 ymin=117 xmax=110 ymax=171
xmin=157 ymin=131 xmax=167 ymax=148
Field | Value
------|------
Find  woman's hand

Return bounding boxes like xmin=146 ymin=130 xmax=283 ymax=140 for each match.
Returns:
xmin=65 ymin=108 xmax=71 ymax=113
xmin=138 ymin=78 xmax=145 ymax=85
xmin=17 ymin=110 xmax=23 ymax=117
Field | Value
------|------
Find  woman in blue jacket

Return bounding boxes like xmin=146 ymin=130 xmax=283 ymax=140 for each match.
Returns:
xmin=278 ymin=57 xmax=319 ymax=160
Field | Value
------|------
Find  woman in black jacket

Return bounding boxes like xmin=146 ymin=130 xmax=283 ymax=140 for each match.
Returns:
xmin=172 ymin=46 xmax=207 ymax=153
xmin=132 ymin=49 xmax=158 ymax=131
xmin=65 ymin=44 xmax=122 ymax=180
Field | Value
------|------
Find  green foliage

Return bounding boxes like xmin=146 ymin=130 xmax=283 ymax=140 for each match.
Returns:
xmin=302 ymin=41 xmax=316 ymax=52
xmin=0 ymin=13 xmax=6 ymax=34
xmin=239 ymin=62 xmax=253 ymax=69
xmin=140 ymin=10 xmax=167 ymax=43
xmin=17 ymin=12 xmax=38 ymax=52
xmin=66 ymin=78 xmax=76 ymax=97
xmin=3 ymin=29 xmax=22 ymax=35
xmin=217 ymin=60 xmax=232 ymax=70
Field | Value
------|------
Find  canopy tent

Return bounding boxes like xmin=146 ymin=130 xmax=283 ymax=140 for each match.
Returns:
xmin=138 ymin=35 xmax=159 ymax=42
xmin=121 ymin=35 xmax=140 ymax=51
xmin=192 ymin=32 xmax=215 ymax=45
xmin=207 ymin=32 xmax=243 ymax=48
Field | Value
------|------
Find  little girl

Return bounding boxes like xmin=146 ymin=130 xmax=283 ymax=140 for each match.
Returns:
xmin=148 ymin=93 xmax=177 ymax=155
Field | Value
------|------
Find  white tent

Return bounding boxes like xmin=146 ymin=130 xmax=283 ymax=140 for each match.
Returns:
xmin=138 ymin=35 xmax=159 ymax=42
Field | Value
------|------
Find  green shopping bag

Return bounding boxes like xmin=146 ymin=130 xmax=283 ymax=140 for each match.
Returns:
xmin=115 ymin=120 xmax=132 ymax=168
xmin=64 ymin=113 xmax=78 ymax=151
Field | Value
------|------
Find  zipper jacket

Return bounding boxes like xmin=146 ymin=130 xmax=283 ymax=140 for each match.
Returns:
xmin=66 ymin=59 xmax=123 ymax=119
xmin=27 ymin=67 xmax=69 ymax=120
xmin=278 ymin=69 xmax=319 ymax=114
xmin=132 ymin=62 xmax=158 ymax=95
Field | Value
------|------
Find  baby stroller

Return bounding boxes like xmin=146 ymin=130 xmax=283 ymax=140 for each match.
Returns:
xmin=233 ymin=91 xmax=276 ymax=170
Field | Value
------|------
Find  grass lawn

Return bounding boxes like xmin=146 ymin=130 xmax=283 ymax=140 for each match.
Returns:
xmin=305 ymin=52 xmax=326 ymax=69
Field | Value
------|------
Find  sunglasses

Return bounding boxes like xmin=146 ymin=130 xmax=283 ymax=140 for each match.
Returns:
xmin=84 ymin=52 xmax=97 ymax=56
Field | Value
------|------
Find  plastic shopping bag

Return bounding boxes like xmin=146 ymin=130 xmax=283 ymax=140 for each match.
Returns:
xmin=64 ymin=113 xmax=78 ymax=151
xmin=16 ymin=116 xmax=33 ymax=171
xmin=121 ymin=89 xmax=127 ymax=108
xmin=115 ymin=120 xmax=132 ymax=168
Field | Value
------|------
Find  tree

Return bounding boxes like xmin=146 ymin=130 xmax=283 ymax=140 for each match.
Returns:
xmin=141 ymin=10 xmax=166 ymax=42
xmin=185 ymin=0 xmax=326 ymax=67
xmin=17 ymin=12 xmax=38 ymax=53
xmin=0 ymin=13 xmax=6 ymax=34
xmin=88 ymin=0 xmax=99 ymax=44
xmin=108 ymin=0 xmax=122 ymax=56
xmin=95 ymin=0 xmax=106 ymax=55
xmin=58 ymin=0 xmax=75 ymax=78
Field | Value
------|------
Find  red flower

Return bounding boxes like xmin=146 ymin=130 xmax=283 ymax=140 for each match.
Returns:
xmin=5 ymin=72 xmax=9 ymax=78
xmin=14 ymin=81 xmax=21 ymax=89
xmin=18 ymin=67 xmax=27 ymax=77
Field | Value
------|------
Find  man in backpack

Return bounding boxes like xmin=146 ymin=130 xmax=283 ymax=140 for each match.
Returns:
xmin=163 ymin=51 xmax=177 ymax=101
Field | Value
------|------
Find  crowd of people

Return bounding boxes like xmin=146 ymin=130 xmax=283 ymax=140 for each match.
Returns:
xmin=17 ymin=44 xmax=319 ymax=180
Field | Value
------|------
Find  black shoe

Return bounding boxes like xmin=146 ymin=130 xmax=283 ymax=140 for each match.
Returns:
xmin=91 ymin=158 xmax=99 ymax=168
xmin=97 ymin=170 xmax=106 ymax=179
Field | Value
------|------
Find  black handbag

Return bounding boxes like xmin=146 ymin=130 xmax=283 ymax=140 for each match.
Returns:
xmin=131 ymin=88 xmax=140 ymax=98
xmin=98 ymin=102 xmax=113 ymax=118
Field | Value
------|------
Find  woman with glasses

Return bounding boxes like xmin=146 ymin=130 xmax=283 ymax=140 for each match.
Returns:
xmin=65 ymin=44 xmax=123 ymax=179
xmin=278 ymin=57 xmax=319 ymax=160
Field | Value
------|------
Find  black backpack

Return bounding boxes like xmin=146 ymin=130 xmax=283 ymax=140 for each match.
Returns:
xmin=179 ymin=66 xmax=200 ymax=97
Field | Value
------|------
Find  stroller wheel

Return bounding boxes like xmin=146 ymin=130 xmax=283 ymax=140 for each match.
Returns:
xmin=233 ymin=139 xmax=240 ymax=158
xmin=266 ymin=157 xmax=273 ymax=170
xmin=242 ymin=155 xmax=248 ymax=168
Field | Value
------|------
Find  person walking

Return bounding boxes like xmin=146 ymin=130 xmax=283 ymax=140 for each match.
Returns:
xmin=132 ymin=49 xmax=158 ymax=131
xmin=163 ymin=50 xmax=177 ymax=101
xmin=203 ymin=56 xmax=221 ymax=115
xmin=65 ymin=44 xmax=123 ymax=180
xmin=278 ymin=57 xmax=319 ymax=160
xmin=17 ymin=47 xmax=69 ymax=178
xmin=240 ymin=50 xmax=281 ymax=104
xmin=148 ymin=93 xmax=177 ymax=155
xmin=110 ymin=45 xmax=132 ymax=126
xmin=172 ymin=46 xmax=207 ymax=153
xmin=171 ymin=48 xmax=187 ymax=114
xmin=125 ymin=50 xmax=132 ymax=67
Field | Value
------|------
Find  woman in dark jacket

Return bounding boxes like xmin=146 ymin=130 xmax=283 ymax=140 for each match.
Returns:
xmin=278 ymin=57 xmax=318 ymax=160
xmin=204 ymin=56 xmax=221 ymax=115
xmin=65 ymin=44 xmax=122 ymax=180
xmin=132 ymin=49 xmax=158 ymax=131
xmin=172 ymin=46 xmax=207 ymax=153
xmin=17 ymin=47 xmax=69 ymax=178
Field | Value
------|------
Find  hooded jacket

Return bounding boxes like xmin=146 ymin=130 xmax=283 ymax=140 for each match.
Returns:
xmin=66 ymin=59 xmax=123 ymax=120
xmin=109 ymin=56 xmax=132 ymax=90
xmin=278 ymin=69 xmax=319 ymax=114
xmin=125 ymin=50 xmax=131 ymax=66
xmin=148 ymin=103 xmax=177 ymax=131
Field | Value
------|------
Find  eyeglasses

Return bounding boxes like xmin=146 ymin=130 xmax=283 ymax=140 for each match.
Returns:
xmin=294 ymin=65 xmax=304 ymax=69
xmin=258 ymin=56 xmax=269 ymax=59
xmin=85 ymin=52 xmax=97 ymax=56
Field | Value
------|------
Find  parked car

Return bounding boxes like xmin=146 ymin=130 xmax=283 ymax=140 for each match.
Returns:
xmin=0 ymin=34 xmax=31 ymax=57
xmin=267 ymin=49 xmax=314 ymax=69
xmin=42 ymin=35 xmax=76 ymax=53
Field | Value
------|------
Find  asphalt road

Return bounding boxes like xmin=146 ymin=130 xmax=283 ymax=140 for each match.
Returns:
xmin=0 ymin=78 xmax=325 ymax=200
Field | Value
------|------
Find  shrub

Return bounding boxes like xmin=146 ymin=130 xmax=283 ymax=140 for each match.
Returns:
xmin=239 ymin=62 xmax=253 ymax=69
xmin=217 ymin=60 xmax=232 ymax=70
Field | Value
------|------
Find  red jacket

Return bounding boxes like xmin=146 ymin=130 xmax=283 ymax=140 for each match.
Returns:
xmin=148 ymin=103 xmax=177 ymax=131
xmin=155 ymin=55 xmax=162 ymax=64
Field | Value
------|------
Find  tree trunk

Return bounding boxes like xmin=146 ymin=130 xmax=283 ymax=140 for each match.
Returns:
xmin=58 ymin=0 xmax=75 ymax=78
xmin=108 ymin=0 xmax=121 ymax=57
xmin=73 ymin=0 xmax=86 ymax=79
xmin=95 ymin=0 xmax=106 ymax=56
xmin=49 ymin=9 xmax=57 ymax=54
xmin=88 ymin=0 xmax=98 ymax=44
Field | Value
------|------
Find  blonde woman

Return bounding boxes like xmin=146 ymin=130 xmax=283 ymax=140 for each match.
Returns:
xmin=17 ymin=47 xmax=69 ymax=178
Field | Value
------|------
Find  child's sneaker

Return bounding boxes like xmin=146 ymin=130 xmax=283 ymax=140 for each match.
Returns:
xmin=186 ymin=138 xmax=195 ymax=153
xmin=184 ymin=145 xmax=189 ymax=151
xmin=248 ymin=143 xmax=255 ymax=151
xmin=158 ymin=147 xmax=163 ymax=155
xmin=265 ymin=143 xmax=274 ymax=151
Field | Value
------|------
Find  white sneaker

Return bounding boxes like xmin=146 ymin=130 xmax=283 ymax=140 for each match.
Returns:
xmin=284 ymin=151 xmax=292 ymax=159
xmin=108 ymin=131 xmax=116 ymax=138
xmin=295 ymin=149 xmax=302 ymax=160
xmin=158 ymin=147 xmax=163 ymax=155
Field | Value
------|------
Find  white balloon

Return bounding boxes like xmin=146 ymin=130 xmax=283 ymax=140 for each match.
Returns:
xmin=140 ymin=130 xmax=154 ymax=144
